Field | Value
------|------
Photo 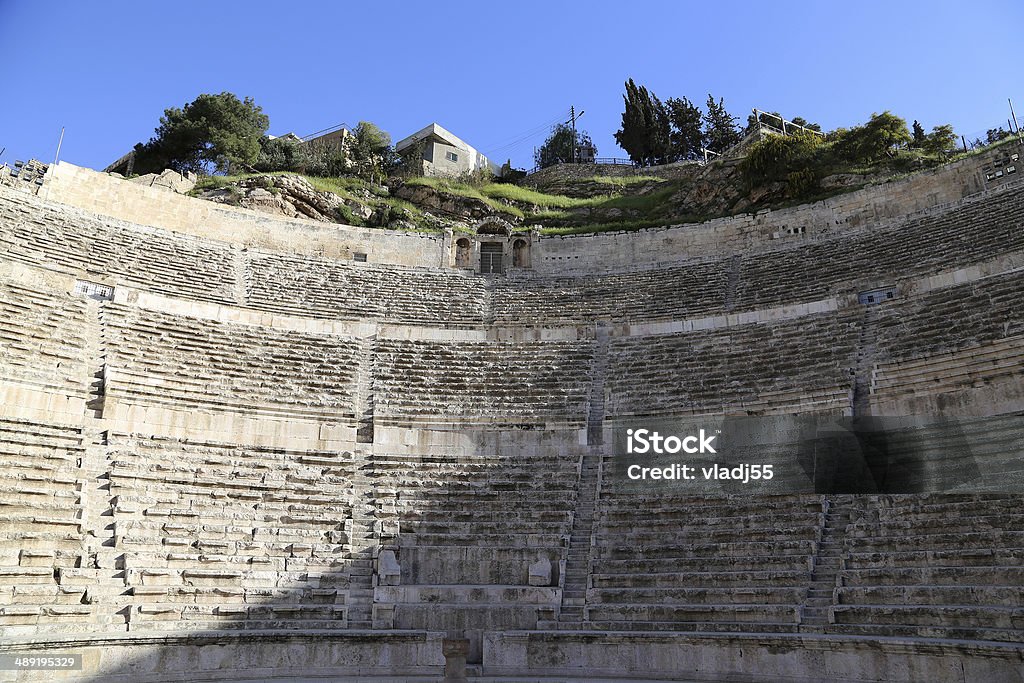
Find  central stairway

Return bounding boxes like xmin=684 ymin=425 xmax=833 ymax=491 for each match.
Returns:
xmin=800 ymin=495 xmax=854 ymax=632
xmin=557 ymin=449 xmax=600 ymax=626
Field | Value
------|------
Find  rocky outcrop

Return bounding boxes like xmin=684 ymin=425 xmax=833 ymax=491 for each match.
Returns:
xmin=392 ymin=182 xmax=517 ymax=221
xmin=197 ymin=175 xmax=344 ymax=221
xmin=129 ymin=169 xmax=197 ymax=194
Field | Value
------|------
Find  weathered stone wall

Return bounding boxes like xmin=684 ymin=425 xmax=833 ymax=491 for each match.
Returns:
xmin=42 ymin=162 xmax=446 ymax=267
xmin=532 ymin=142 xmax=1021 ymax=273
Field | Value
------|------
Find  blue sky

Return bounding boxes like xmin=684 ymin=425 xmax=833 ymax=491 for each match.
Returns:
xmin=1 ymin=1 xmax=1020 ymax=171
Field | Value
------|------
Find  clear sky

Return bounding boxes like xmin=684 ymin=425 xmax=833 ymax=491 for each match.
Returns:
xmin=1 ymin=1 xmax=1020 ymax=172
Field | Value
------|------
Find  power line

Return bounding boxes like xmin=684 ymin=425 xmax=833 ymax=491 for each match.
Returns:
xmin=481 ymin=114 xmax=566 ymax=156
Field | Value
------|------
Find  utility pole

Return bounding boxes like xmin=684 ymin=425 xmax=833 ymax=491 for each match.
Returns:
xmin=568 ymin=106 xmax=584 ymax=163
xmin=44 ymin=127 xmax=65 ymax=201
xmin=1009 ymin=98 xmax=1022 ymax=143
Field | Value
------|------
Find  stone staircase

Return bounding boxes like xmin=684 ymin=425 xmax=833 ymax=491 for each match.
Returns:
xmin=356 ymin=335 xmax=376 ymax=444
xmin=800 ymin=495 xmax=853 ymax=632
xmin=84 ymin=299 xmax=106 ymax=419
xmin=79 ymin=427 xmax=126 ymax=630
xmin=557 ymin=450 xmax=600 ymax=626
xmin=346 ymin=454 xmax=378 ymax=629
xmin=587 ymin=324 xmax=609 ymax=446
xmin=852 ymin=305 xmax=880 ymax=417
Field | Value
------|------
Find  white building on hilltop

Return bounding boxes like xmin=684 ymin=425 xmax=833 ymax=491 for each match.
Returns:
xmin=395 ymin=123 xmax=500 ymax=178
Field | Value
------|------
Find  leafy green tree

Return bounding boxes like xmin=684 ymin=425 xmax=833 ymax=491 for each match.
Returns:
xmin=615 ymin=79 xmax=647 ymax=163
xmin=702 ymin=95 xmax=741 ymax=154
xmin=831 ymin=111 xmax=911 ymax=162
xmin=535 ymin=123 xmax=596 ymax=168
xmin=665 ymin=96 xmax=703 ymax=161
xmin=304 ymin=139 xmax=350 ymax=177
xmin=922 ymin=124 xmax=957 ymax=155
xmin=911 ymin=120 xmax=926 ymax=147
xmin=986 ymin=127 xmax=1011 ymax=144
xmin=254 ymin=136 xmax=308 ymax=173
xmin=615 ymin=78 xmax=671 ymax=165
xmin=350 ymin=121 xmax=391 ymax=162
xmin=789 ymin=117 xmax=822 ymax=132
xmin=740 ymin=131 xmax=823 ymax=192
xmin=348 ymin=121 xmax=393 ymax=182
xmin=133 ymin=92 xmax=269 ymax=175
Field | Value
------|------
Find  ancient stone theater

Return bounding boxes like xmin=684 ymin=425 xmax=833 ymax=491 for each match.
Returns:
xmin=0 ymin=144 xmax=1022 ymax=681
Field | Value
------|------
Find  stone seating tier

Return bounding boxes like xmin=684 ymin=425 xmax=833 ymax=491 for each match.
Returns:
xmin=374 ymin=339 xmax=594 ymax=422
xmin=0 ymin=191 xmax=235 ymax=303
xmin=491 ymin=259 xmax=727 ymax=325
xmin=825 ymin=494 xmax=1024 ymax=643
xmin=585 ymin=494 xmax=822 ymax=633
xmin=605 ymin=311 xmax=859 ymax=416
xmin=98 ymin=435 xmax=359 ymax=632
xmin=0 ymin=281 xmax=89 ymax=394
xmin=246 ymin=251 xmax=489 ymax=326
xmin=102 ymin=303 xmax=360 ymax=416
xmin=734 ymin=184 xmax=1024 ymax=309
xmin=0 ymin=418 xmax=89 ymax=633
xmin=871 ymin=269 xmax=1024 ymax=362
xmin=3 ymin=182 xmax=1023 ymax=329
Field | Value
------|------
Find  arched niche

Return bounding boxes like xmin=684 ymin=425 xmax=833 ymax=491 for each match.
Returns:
xmin=454 ymin=237 xmax=472 ymax=268
xmin=513 ymin=238 xmax=530 ymax=268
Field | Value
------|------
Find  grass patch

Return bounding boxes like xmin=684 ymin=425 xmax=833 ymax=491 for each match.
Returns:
xmin=586 ymin=174 xmax=667 ymax=187
xmin=404 ymin=176 xmax=524 ymax=218
xmin=306 ymin=175 xmax=388 ymax=198
xmin=478 ymin=183 xmax=601 ymax=208
xmin=537 ymin=217 xmax=698 ymax=236
xmin=598 ymin=185 xmax=677 ymax=213
xmin=191 ymin=172 xmax=266 ymax=192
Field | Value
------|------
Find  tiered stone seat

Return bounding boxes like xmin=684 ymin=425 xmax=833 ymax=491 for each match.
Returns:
xmin=372 ymin=448 xmax=580 ymax=631
xmin=833 ymin=494 xmax=1024 ymax=643
xmin=867 ymin=270 xmax=1024 ymax=408
xmin=873 ymin=269 xmax=1024 ymax=361
xmin=246 ymin=251 xmax=488 ymax=326
xmin=605 ymin=311 xmax=859 ymax=417
xmin=0 ymin=189 xmax=236 ymax=303
xmin=587 ymin=491 xmax=822 ymax=632
xmin=734 ymin=184 xmax=1024 ymax=310
xmin=0 ymin=280 xmax=88 ymax=394
xmin=102 ymin=303 xmax=359 ymax=419
xmin=491 ymin=260 xmax=728 ymax=325
xmin=107 ymin=434 xmax=357 ymax=631
xmin=374 ymin=339 xmax=594 ymax=425
xmin=0 ymin=417 xmax=88 ymax=633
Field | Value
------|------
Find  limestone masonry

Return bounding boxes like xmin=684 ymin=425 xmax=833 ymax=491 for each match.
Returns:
xmin=0 ymin=143 xmax=1021 ymax=681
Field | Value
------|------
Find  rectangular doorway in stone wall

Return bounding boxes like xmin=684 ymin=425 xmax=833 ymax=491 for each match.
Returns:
xmin=480 ymin=242 xmax=503 ymax=274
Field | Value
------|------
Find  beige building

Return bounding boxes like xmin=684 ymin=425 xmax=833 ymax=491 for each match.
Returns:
xmin=395 ymin=122 xmax=500 ymax=177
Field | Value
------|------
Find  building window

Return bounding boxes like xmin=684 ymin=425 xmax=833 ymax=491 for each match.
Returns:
xmin=353 ymin=252 xmax=367 ymax=262
xmin=446 ymin=151 xmax=459 ymax=162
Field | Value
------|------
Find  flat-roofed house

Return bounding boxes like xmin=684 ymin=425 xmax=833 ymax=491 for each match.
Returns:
xmin=395 ymin=123 xmax=500 ymax=177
